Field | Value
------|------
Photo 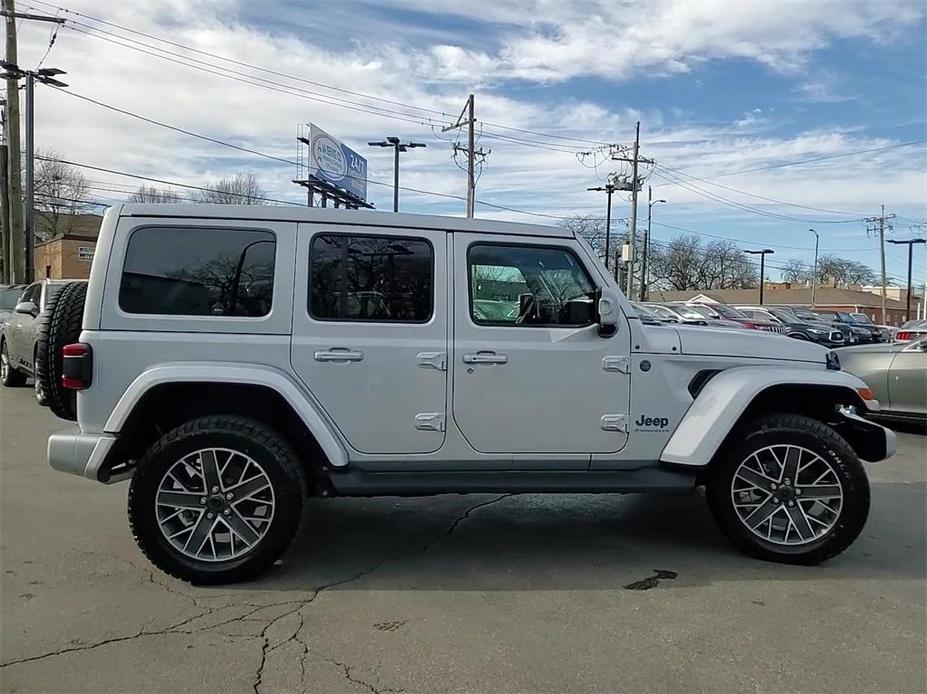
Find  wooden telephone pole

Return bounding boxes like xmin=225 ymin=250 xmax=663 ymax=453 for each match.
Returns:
xmin=3 ymin=0 xmax=24 ymax=282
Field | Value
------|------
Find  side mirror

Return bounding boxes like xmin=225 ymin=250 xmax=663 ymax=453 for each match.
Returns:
xmin=15 ymin=301 xmax=37 ymax=316
xmin=595 ymin=287 xmax=620 ymax=337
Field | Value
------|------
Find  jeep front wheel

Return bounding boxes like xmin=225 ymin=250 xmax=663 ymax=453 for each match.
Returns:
xmin=128 ymin=416 xmax=305 ymax=584
xmin=707 ymin=414 xmax=870 ymax=565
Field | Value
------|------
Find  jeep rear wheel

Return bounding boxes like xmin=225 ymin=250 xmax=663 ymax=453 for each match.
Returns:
xmin=707 ymin=414 xmax=870 ymax=565
xmin=128 ymin=416 xmax=305 ymax=584
xmin=1 ymin=341 xmax=26 ymax=387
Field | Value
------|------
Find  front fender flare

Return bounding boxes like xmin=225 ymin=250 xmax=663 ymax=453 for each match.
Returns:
xmin=659 ymin=366 xmax=876 ymax=467
xmin=104 ymin=362 xmax=349 ymax=467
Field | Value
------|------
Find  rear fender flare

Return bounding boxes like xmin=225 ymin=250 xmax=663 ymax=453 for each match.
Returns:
xmin=104 ymin=362 xmax=349 ymax=467
xmin=660 ymin=366 xmax=876 ymax=467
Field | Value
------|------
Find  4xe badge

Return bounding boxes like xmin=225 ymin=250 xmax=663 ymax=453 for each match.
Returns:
xmin=634 ymin=414 xmax=670 ymax=432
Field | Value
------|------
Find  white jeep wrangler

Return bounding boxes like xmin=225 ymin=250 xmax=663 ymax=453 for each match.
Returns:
xmin=43 ymin=204 xmax=895 ymax=584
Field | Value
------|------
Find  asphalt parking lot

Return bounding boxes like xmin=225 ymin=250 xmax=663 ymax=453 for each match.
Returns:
xmin=1 ymin=385 xmax=925 ymax=693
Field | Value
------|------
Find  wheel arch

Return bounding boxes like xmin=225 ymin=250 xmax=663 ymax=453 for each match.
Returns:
xmin=661 ymin=366 xmax=879 ymax=468
xmin=102 ymin=363 xmax=348 ymax=484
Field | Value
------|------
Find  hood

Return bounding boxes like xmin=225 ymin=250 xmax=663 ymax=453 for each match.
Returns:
xmin=675 ymin=325 xmax=828 ymax=364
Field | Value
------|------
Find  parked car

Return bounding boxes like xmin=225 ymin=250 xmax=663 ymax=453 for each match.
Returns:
xmin=849 ymin=313 xmax=893 ymax=342
xmin=813 ymin=309 xmax=882 ymax=343
xmin=1 ymin=279 xmax=84 ymax=404
xmin=674 ymin=303 xmax=765 ymax=331
xmin=630 ymin=302 xmax=672 ymax=325
xmin=838 ymin=338 xmax=926 ymax=422
xmin=641 ymin=303 xmax=707 ymax=325
xmin=782 ymin=306 xmax=860 ymax=345
xmin=737 ymin=306 xmax=846 ymax=347
xmin=43 ymin=204 xmax=893 ymax=583
xmin=687 ymin=302 xmax=784 ymax=334
xmin=0 ymin=284 xmax=27 ymax=324
xmin=894 ymin=319 xmax=927 ymax=343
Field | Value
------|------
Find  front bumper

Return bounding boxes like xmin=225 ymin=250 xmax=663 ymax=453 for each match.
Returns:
xmin=836 ymin=406 xmax=896 ymax=463
xmin=48 ymin=428 xmax=117 ymax=482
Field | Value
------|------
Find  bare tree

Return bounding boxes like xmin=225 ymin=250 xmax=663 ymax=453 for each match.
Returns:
xmin=34 ymin=149 xmax=91 ymax=240
xmin=785 ymin=254 xmax=875 ymax=288
xmin=558 ymin=215 xmax=622 ymax=268
xmin=648 ymin=235 xmax=757 ymax=291
xmin=190 ymin=173 xmax=267 ymax=205
xmin=128 ymin=185 xmax=183 ymax=203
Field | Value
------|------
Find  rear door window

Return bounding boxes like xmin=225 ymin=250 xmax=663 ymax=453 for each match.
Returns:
xmin=119 ymin=227 xmax=275 ymax=317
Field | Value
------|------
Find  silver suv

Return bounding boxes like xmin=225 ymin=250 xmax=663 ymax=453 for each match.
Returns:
xmin=42 ymin=205 xmax=894 ymax=583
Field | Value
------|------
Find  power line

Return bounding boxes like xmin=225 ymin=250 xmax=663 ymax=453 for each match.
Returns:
xmin=653 ymin=163 xmax=876 ymax=218
xmin=650 ymin=169 xmax=867 ymax=224
xmin=656 ymin=139 xmax=927 ymax=184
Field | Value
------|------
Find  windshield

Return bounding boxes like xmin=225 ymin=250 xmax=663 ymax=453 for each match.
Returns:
xmin=712 ymin=304 xmax=749 ymax=320
xmin=791 ymin=307 xmax=819 ymax=320
xmin=631 ymin=303 xmax=656 ymax=319
xmin=850 ymin=313 xmax=874 ymax=325
xmin=646 ymin=304 xmax=677 ymax=320
xmin=766 ymin=308 xmax=794 ymax=322
xmin=0 ymin=287 xmax=24 ymax=310
xmin=675 ymin=305 xmax=710 ymax=320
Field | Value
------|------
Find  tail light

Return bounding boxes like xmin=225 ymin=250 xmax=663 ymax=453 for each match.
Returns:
xmin=739 ymin=321 xmax=760 ymax=330
xmin=896 ymin=331 xmax=911 ymax=341
xmin=61 ymin=343 xmax=93 ymax=390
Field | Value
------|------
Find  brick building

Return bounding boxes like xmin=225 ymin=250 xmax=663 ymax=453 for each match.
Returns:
xmin=652 ymin=285 xmax=921 ymax=326
xmin=33 ymin=213 xmax=102 ymax=280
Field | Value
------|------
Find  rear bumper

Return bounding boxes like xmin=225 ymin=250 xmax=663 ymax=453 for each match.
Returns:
xmin=48 ymin=428 xmax=117 ymax=482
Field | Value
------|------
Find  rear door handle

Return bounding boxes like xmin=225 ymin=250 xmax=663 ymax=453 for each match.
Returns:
xmin=314 ymin=348 xmax=364 ymax=363
xmin=463 ymin=351 xmax=508 ymax=365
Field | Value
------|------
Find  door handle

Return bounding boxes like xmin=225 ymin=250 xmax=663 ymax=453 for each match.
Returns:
xmin=463 ymin=352 xmax=508 ymax=365
xmin=314 ymin=348 xmax=364 ymax=363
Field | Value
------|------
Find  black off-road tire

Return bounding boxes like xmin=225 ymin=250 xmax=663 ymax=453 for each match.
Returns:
xmin=35 ymin=281 xmax=87 ymax=421
xmin=1 ymin=339 xmax=27 ymax=387
xmin=128 ymin=415 xmax=306 ymax=585
xmin=706 ymin=414 xmax=870 ymax=565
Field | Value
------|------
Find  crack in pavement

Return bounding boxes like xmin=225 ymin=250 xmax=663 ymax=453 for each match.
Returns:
xmin=4 ymin=494 xmax=511 ymax=692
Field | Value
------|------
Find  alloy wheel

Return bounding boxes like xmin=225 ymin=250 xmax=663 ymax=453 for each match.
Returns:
xmin=154 ymin=447 xmax=276 ymax=562
xmin=730 ymin=444 xmax=843 ymax=546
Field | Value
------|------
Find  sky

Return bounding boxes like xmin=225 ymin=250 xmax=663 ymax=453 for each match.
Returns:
xmin=10 ymin=0 xmax=927 ymax=284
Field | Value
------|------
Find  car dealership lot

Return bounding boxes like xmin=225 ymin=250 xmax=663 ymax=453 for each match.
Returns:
xmin=1 ymin=385 xmax=924 ymax=693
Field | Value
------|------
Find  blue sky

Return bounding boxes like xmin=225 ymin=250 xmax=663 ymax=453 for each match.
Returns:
xmin=17 ymin=0 xmax=927 ymax=284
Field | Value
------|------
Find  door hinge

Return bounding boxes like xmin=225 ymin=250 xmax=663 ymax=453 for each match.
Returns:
xmin=417 ymin=352 xmax=447 ymax=371
xmin=414 ymin=412 xmax=446 ymax=432
xmin=603 ymin=356 xmax=630 ymax=374
xmin=601 ymin=414 xmax=629 ymax=433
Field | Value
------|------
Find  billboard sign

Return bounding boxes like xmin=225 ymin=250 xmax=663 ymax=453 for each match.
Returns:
xmin=78 ymin=246 xmax=95 ymax=262
xmin=308 ymin=124 xmax=367 ymax=202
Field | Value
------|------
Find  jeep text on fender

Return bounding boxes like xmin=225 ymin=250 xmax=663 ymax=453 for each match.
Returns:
xmin=39 ymin=204 xmax=895 ymax=584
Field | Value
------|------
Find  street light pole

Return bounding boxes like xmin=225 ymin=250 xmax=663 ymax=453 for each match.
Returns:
xmin=587 ymin=183 xmax=617 ymax=273
xmin=368 ymin=137 xmax=426 ymax=212
xmin=809 ymin=228 xmax=819 ymax=308
xmin=744 ymin=249 xmax=775 ymax=305
xmin=886 ymin=238 xmax=926 ymax=321
xmin=640 ymin=186 xmax=666 ymax=301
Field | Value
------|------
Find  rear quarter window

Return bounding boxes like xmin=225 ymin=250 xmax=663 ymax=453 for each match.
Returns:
xmin=119 ymin=227 xmax=275 ymax=317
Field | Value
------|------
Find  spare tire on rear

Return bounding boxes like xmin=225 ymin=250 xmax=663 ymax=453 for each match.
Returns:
xmin=35 ymin=281 xmax=87 ymax=421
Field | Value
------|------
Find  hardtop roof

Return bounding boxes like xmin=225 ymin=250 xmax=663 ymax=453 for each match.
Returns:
xmin=117 ymin=204 xmax=571 ymax=238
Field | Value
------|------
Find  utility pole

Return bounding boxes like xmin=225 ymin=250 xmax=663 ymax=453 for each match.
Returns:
xmin=368 ymin=137 xmax=425 ymax=212
xmin=640 ymin=186 xmax=666 ymax=301
xmin=3 ymin=0 xmax=24 ymax=282
xmin=442 ymin=94 xmax=489 ymax=218
xmin=886 ymin=238 xmax=926 ymax=322
xmin=587 ymin=182 xmax=617 ymax=271
xmin=864 ymin=205 xmax=895 ymax=325
xmin=597 ymin=122 xmax=653 ymax=297
xmin=1 ymin=3 xmax=65 ymax=282
xmin=745 ymin=249 xmax=775 ymax=304
xmin=808 ymin=228 xmax=819 ymax=308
